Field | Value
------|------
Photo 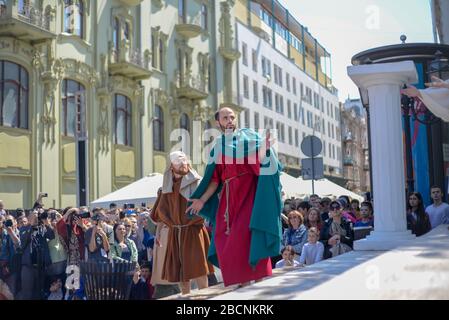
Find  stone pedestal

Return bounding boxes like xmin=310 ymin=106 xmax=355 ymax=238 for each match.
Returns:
xmin=347 ymin=61 xmax=418 ymax=250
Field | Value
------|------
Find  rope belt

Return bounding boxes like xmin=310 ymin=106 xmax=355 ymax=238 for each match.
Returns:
xmin=222 ymin=172 xmax=250 ymax=236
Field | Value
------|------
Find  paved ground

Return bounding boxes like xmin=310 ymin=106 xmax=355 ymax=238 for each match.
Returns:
xmin=164 ymin=225 xmax=449 ymax=300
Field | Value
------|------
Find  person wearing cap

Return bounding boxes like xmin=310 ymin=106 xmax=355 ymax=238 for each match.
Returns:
xmin=320 ymin=200 xmax=354 ymax=259
xmin=151 ymin=151 xmax=213 ymax=295
xmin=319 ymin=197 xmax=331 ymax=222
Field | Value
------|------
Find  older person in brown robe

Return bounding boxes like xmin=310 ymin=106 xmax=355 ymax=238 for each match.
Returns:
xmin=152 ymin=151 xmax=213 ymax=295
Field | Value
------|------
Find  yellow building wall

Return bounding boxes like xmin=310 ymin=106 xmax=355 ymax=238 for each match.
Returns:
xmin=115 ymin=147 xmax=136 ymax=179
xmin=0 ymin=176 xmax=31 ymax=209
xmin=0 ymin=131 xmax=31 ymax=171
xmin=235 ymin=0 xmax=248 ymax=23
xmin=290 ymin=47 xmax=304 ymax=70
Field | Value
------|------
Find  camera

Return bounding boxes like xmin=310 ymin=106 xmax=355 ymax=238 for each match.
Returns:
xmin=4 ymin=219 xmax=13 ymax=228
xmin=75 ymin=210 xmax=91 ymax=219
xmin=41 ymin=193 xmax=48 ymax=198
xmin=38 ymin=210 xmax=49 ymax=220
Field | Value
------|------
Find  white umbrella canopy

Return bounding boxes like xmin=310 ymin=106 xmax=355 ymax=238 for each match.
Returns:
xmin=297 ymin=176 xmax=364 ymax=202
xmin=279 ymin=172 xmax=309 ymax=199
xmin=90 ymin=173 xmax=164 ymax=209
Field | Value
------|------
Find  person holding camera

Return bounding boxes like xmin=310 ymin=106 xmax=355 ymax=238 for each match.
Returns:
xmin=46 ymin=211 xmax=67 ymax=278
xmin=0 ymin=215 xmax=21 ymax=297
xmin=16 ymin=209 xmax=55 ymax=300
xmin=85 ymin=209 xmax=111 ymax=262
xmin=56 ymin=207 xmax=89 ymax=267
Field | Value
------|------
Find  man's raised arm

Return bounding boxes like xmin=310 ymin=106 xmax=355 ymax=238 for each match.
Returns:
xmin=185 ymin=181 xmax=219 ymax=215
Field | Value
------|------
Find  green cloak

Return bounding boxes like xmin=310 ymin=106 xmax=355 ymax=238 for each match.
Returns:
xmin=189 ymin=128 xmax=283 ymax=268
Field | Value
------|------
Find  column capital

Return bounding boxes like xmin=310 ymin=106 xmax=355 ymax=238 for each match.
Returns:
xmin=348 ymin=61 xmax=418 ymax=90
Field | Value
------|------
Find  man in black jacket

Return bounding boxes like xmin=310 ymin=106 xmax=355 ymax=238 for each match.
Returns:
xmin=16 ymin=209 xmax=55 ymax=300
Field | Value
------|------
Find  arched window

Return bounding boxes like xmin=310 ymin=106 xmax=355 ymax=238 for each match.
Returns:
xmin=153 ymin=105 xmax=164 ymax=152
xmin=124 ymin=22 xmax=130 ymax=42
xmin=0 ymin=60 xmax=29 ymax=129
xmin=113 ymin=17 xmax=120 ymax=57
xmin=64 ymin=0 xmax=84 ymax=38
xmin=180 ymin=113 xmax=190 ymax=132
xmin=159 ymin=37 xmax=164 ymax=71
xmin=114 ymin=94 xmax=132 ymax=146
xmin=201 ymin=4 xmax=208 ymax=30
xmin=61 ymin=79 xmax=85 ymax=137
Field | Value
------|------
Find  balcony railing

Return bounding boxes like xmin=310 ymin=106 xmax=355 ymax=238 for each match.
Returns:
xmin=0 ymin=4 xmax=56 ymax=41
xmin=343 ymin=156 xmax=355 ymax=166
xmin=109 ymin=43 xmax=151 ymax=80
xmin=175 ymin=71 xmax=208 ymax=99
xmin=175 ymin=14 xmax=202 ymax=38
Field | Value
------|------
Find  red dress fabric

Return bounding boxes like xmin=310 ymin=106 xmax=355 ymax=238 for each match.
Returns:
xmin=211 ymin=156 xmax=272 ymax=286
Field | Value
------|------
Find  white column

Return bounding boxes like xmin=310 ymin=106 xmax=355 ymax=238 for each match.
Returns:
xmin=348 ymin=61 xmax=418 ymax=250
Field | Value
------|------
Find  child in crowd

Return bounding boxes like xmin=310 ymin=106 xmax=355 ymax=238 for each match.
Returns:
xmin=298 ymin=227 xmax=324 ymax=266
xmin=275 ymin=246 xmax=300 ymax=269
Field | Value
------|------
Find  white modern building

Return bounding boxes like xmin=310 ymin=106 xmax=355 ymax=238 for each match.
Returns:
xmin=234 ymin=7 xmax=342 ymax=177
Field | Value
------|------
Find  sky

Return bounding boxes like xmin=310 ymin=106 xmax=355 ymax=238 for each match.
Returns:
xmin=279 ymin=0 xmax=434 ymax=102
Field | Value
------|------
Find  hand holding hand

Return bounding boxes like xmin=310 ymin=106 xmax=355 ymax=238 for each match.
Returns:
xmin=185 ymin=199 xmax=204 ymax=216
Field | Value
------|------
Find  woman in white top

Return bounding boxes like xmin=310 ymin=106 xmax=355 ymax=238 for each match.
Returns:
xmin=299 ymin=227 xmax=324 ymax=266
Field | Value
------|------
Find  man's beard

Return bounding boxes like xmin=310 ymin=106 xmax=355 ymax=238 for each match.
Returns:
xmin=219 ymin=123 xmax=236 ymax=134
xmin=172 ymin=165 xmax=189 ymax=176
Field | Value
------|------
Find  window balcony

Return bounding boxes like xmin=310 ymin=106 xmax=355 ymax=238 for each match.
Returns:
xmin=175 ymin=71 xmax=208 ymax=100
xmin=343 ymin=156 xmax=355 ymax=166
xmin=175 ymin=15 xmax=202 ymax=39
xmin=0 ymin=3 xmax=56 ymax=43
xmin=220 ymin=92 xmax=244 ymax=113
xmin=218 ymin=30 xmax=241 ymax=61
xmin=108 ymin=42 xmax=151 ymax=80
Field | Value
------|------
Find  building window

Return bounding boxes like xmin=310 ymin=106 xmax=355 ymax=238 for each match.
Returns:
xmin=159 ymin=38 xmax=164 ymax=71
xmin=287 ymin=100 xmax=292 ymax=119
xmin=262 ymin=56 xmax=271 ymax=77
xmin=292 ymin=78 xmax=297 ymax=95
xmin=243 ymin=109 xmax=250 ymax=128
xmin=286 ymin=73 xmax=290 ymax=92
xmin=253 ymin=80 xmax=258 ymax=103
xmin=242 ymin=42 xmax=248 ymax=66
xmin=300 ymin=107 xmax=305 ymax=125
xmin=328 ymin=122 xmax=331 ymax=137
xmin=114 ymin=94 xmax=132 ymax=146
xmin=262 ymin=86 xmax=272 ymax=109
xmin=264 ymin=116 xmax=273 ymax=129
xmin=61 ymin=79 xmax=85 ymax=137
xmin=294 ymin=103 xmax=298 ymax=121
xmin=201 ymin=4 xmax=208 ymax=30
xmin=254 ymin=112 xmax=260 ymax=130
xmin=331 ymin=104 xmax=334 ymax=118
xmin=300 ymin=83 xmax=304 ymax=98
xmin=243 ymin=75 xmax=249 ymax=99
xmin=295 ymin=129 xmax=299 ymax=147
xmin=322 ymin=119 xmax=325 ymax=135
xmin=323 ymin=140 xmax=326 ymax=156
xmin=252 ymin=49 xmax=257 ymax=72
xmin=307 ymin=111 xmax=313 ymax=129
xmin=64 ymin=0 xmax=84 ymax=38
xmin=153 ymin=105 xmax=164 ymax=152
xmin=180 ymin=113 xmax=190 ymax=132
xmin=288 ymin=126 xmax=292 ymax=145
xmin=0 ymin=60 xmax=28 ymax=129
xmin=273 ymin=65 xmax=278 ymax=84
xmin=113 ymin=18 xmax=120 ymax=57
xmin=178 ymin=0 xmax=186 ymax=22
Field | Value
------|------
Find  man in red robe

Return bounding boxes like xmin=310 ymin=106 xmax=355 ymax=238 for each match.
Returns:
xmin=186 ymin=107 xmax=275 ymax=286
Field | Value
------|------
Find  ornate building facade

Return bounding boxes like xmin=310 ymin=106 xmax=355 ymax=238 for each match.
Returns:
xmin=0 ymin=0 xmax=242 ymax=209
